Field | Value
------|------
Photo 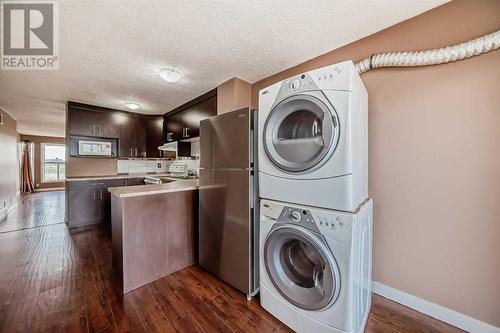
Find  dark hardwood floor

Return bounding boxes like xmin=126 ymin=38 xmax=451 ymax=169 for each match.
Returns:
xmin=0 ymin=192 xmax=464 ymax=333
xmin=0 ymin=191 xmax=65 ymax=233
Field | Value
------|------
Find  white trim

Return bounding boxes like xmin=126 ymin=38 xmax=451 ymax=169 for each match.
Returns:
xmin=41 ymin=143 xmax=66 ymax=183
xmin=372 ymin=281 xmax=500 ymax=333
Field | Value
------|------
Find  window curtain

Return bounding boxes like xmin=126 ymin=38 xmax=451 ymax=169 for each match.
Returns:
xmin=21 ymin=140 xmax=35 ymax=193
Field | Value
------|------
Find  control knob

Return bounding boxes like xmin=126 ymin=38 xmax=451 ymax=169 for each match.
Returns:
xmin=291 ymin=211 xmax=302 ymax=222
xmin=290 ymin=79 xmax=300 ymax=90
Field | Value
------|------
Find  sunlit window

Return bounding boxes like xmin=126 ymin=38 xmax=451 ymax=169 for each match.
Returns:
xmin=41 ymin=143 xmax=65 ymax=182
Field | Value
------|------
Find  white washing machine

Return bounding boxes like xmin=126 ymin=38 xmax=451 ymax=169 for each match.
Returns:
xmin=259 ymin=198 xmax=373 ymax=333
xmin=258 ymin=61 xmax=368 ymax=212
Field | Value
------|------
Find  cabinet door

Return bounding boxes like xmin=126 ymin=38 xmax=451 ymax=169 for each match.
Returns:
xmin=119 ymin=115 xmax=138 ymax=157
xmin=135 ymin=117 xmax=147 ymax=157
xmin=163 ymin=113 xmax=183 ymax=142
xmin=180 ymin=95 xmax=217 ymax=139
xmin=101 ymin=179 xmax=126 ymax=223
xmin=90 ymin=182 xmax=107 ymax=224
xmin=95 ymin=111 xmax=120 ymax=138
xmin=119 ymin=115 xmax=146 ymax=157
xmin=146 ymin=116 xmax=164 ymax=157
xmin=119 ymin=114 xmax=134 ymax=157
xmin=67 ymin=181 xmax=98 ymax=227
xmin=68 ymin=108 xmax=98 ymax=137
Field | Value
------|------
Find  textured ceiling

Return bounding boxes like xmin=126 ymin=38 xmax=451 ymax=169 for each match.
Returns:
xmin=0 ymin=0 xmax=446 ymax=137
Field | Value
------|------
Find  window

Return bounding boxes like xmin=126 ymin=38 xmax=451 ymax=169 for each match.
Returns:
xmin=41 ymin=143 xmax=65 ymax=182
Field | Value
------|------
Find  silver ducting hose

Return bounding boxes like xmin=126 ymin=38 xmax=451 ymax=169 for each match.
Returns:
xmin=355 ymin=30 xmax=500 ymax=74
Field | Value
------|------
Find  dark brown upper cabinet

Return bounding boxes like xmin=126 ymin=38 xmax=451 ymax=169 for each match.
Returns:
xmin=145 ymin=116 xmax=164 ymax=158
xmin=119 ymin=114 xmax=147 ymax=158
xmin=163 ymin=112 xmax=183 ymax=143
xmin=67 ymin=102 xmax=164 ymax=158
xmin=68 ymin=102 xmax=121 ymax=138
xmin=163 ymin=89 xmax=217 ymax=142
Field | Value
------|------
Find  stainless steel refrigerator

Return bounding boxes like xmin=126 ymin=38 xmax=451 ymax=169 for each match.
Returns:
xmin=199 ymin=107 xmax=259 ymax=299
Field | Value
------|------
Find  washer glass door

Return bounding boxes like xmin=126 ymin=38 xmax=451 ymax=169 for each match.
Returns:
xmin=263 ymin=94 xmax=337 ymax=172
xmin=264 ymin=225 xmax=340 ymax=310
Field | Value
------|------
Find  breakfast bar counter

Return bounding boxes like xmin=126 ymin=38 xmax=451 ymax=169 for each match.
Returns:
xmin=110 ymin=179 xmax=199 ymax=293
xmin=108 ymin=178 xmax=198 ymax=198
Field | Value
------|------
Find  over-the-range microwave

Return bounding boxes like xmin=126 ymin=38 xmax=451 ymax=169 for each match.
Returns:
xmin=69 ymin=136 xmax=118 ymax=158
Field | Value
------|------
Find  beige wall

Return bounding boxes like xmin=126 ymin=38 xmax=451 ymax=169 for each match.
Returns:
xmin=252 ymin=0 xmax=500 ymax=327
xmin=217 ymin=77 xmax=252 ymax=114
xmin=20 ymin=135 xmax=66 ymax=189
xmin=0 ymin=108 xmax=19 ymax=212
xmin=66 ymin=157 xmax=117 ymax=178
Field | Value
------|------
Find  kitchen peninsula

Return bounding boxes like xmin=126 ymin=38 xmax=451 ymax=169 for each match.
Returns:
xmin=109 ymin=179 xmax=199 ymax=293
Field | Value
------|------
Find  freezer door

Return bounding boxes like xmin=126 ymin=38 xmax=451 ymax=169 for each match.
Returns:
xmin=199 ymin=168 xmax=252 ymax=294
xmin=200 ymin=108 xmax=251 ymax=169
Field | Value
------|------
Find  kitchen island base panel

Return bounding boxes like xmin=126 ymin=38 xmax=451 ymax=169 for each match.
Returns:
xmin=112 ymin=190 xmax=197 ymax=293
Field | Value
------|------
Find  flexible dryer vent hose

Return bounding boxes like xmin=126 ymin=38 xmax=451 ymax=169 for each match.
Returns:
xmin=355 ymin=29 xmax=500 ymax=74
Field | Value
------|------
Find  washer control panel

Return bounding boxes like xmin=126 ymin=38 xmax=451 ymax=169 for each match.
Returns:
xmin=276 ymin=206 xmax=320 ymax=233
xmin=260 ymin=199 xmax=353 ymax=242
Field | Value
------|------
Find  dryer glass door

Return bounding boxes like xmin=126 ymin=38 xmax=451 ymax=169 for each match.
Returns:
xmin=263 ymin=94 xmax=337 ymax=172
xmin=264 ymin=225 xmax=340 ymax=310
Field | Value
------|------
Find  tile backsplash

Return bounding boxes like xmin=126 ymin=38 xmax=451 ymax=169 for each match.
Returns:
xmin=117 ymin=159 xmax=171 ymax=174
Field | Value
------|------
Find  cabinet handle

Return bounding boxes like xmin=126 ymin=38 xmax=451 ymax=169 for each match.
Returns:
xmin=91 ymin=124 xmax=94 ymax=134
xmin=100 ymin=189 xmax=103 ymax=199
xmin=185 ymin=128 xmax=189 ymax=138
xmin=129 ymin=148 xmax=133 ymax=157
xmin=135 ymin=148 xmax=138 ymax=157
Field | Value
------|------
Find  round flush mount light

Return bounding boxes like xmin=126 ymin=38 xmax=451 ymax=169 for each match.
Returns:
xmin=125 ymin=102 xmax=141 ymax=111
xmin=159 ymin=67 xmax=183 ymax=83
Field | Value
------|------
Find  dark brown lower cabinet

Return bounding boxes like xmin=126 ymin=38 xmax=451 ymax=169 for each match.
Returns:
xmin=66 ymin=178 xmax=145 ymax=228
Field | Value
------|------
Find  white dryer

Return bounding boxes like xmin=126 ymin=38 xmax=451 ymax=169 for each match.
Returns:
xmin=259 ymin=198 xmax=373 ymax=333
xmin=258 ymin=61 xmax=368 ymax=212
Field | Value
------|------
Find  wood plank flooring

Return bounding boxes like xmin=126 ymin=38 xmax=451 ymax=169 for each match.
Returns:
xmin=0 ymin=191 xmax=65 ymax=233
xmin=0 ymin=192 xmax=465 ymax=333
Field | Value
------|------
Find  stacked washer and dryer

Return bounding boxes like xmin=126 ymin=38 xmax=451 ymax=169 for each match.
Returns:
xmin=258 ymin=61 xmax=373 ymax=333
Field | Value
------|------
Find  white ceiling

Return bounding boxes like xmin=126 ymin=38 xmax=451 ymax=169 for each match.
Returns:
xmin=0 ymin=0 xmax=446 ymax=137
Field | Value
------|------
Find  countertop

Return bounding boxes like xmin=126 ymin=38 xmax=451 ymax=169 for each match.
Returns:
xmin=108 ymin=178 xmax=199 ymax=198
xmin=65 ymin=173 xmax=172 ymax=182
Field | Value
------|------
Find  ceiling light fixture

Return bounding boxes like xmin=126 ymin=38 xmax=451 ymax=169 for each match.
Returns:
xmin=125 ymin=102 xmax=141 ymax=111
xmin=159 ymin=67 xmax=183 ymax=83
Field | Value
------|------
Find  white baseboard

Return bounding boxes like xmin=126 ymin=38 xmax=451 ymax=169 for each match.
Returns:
xmin=372 ymin=281 xmax=500 ymax=333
